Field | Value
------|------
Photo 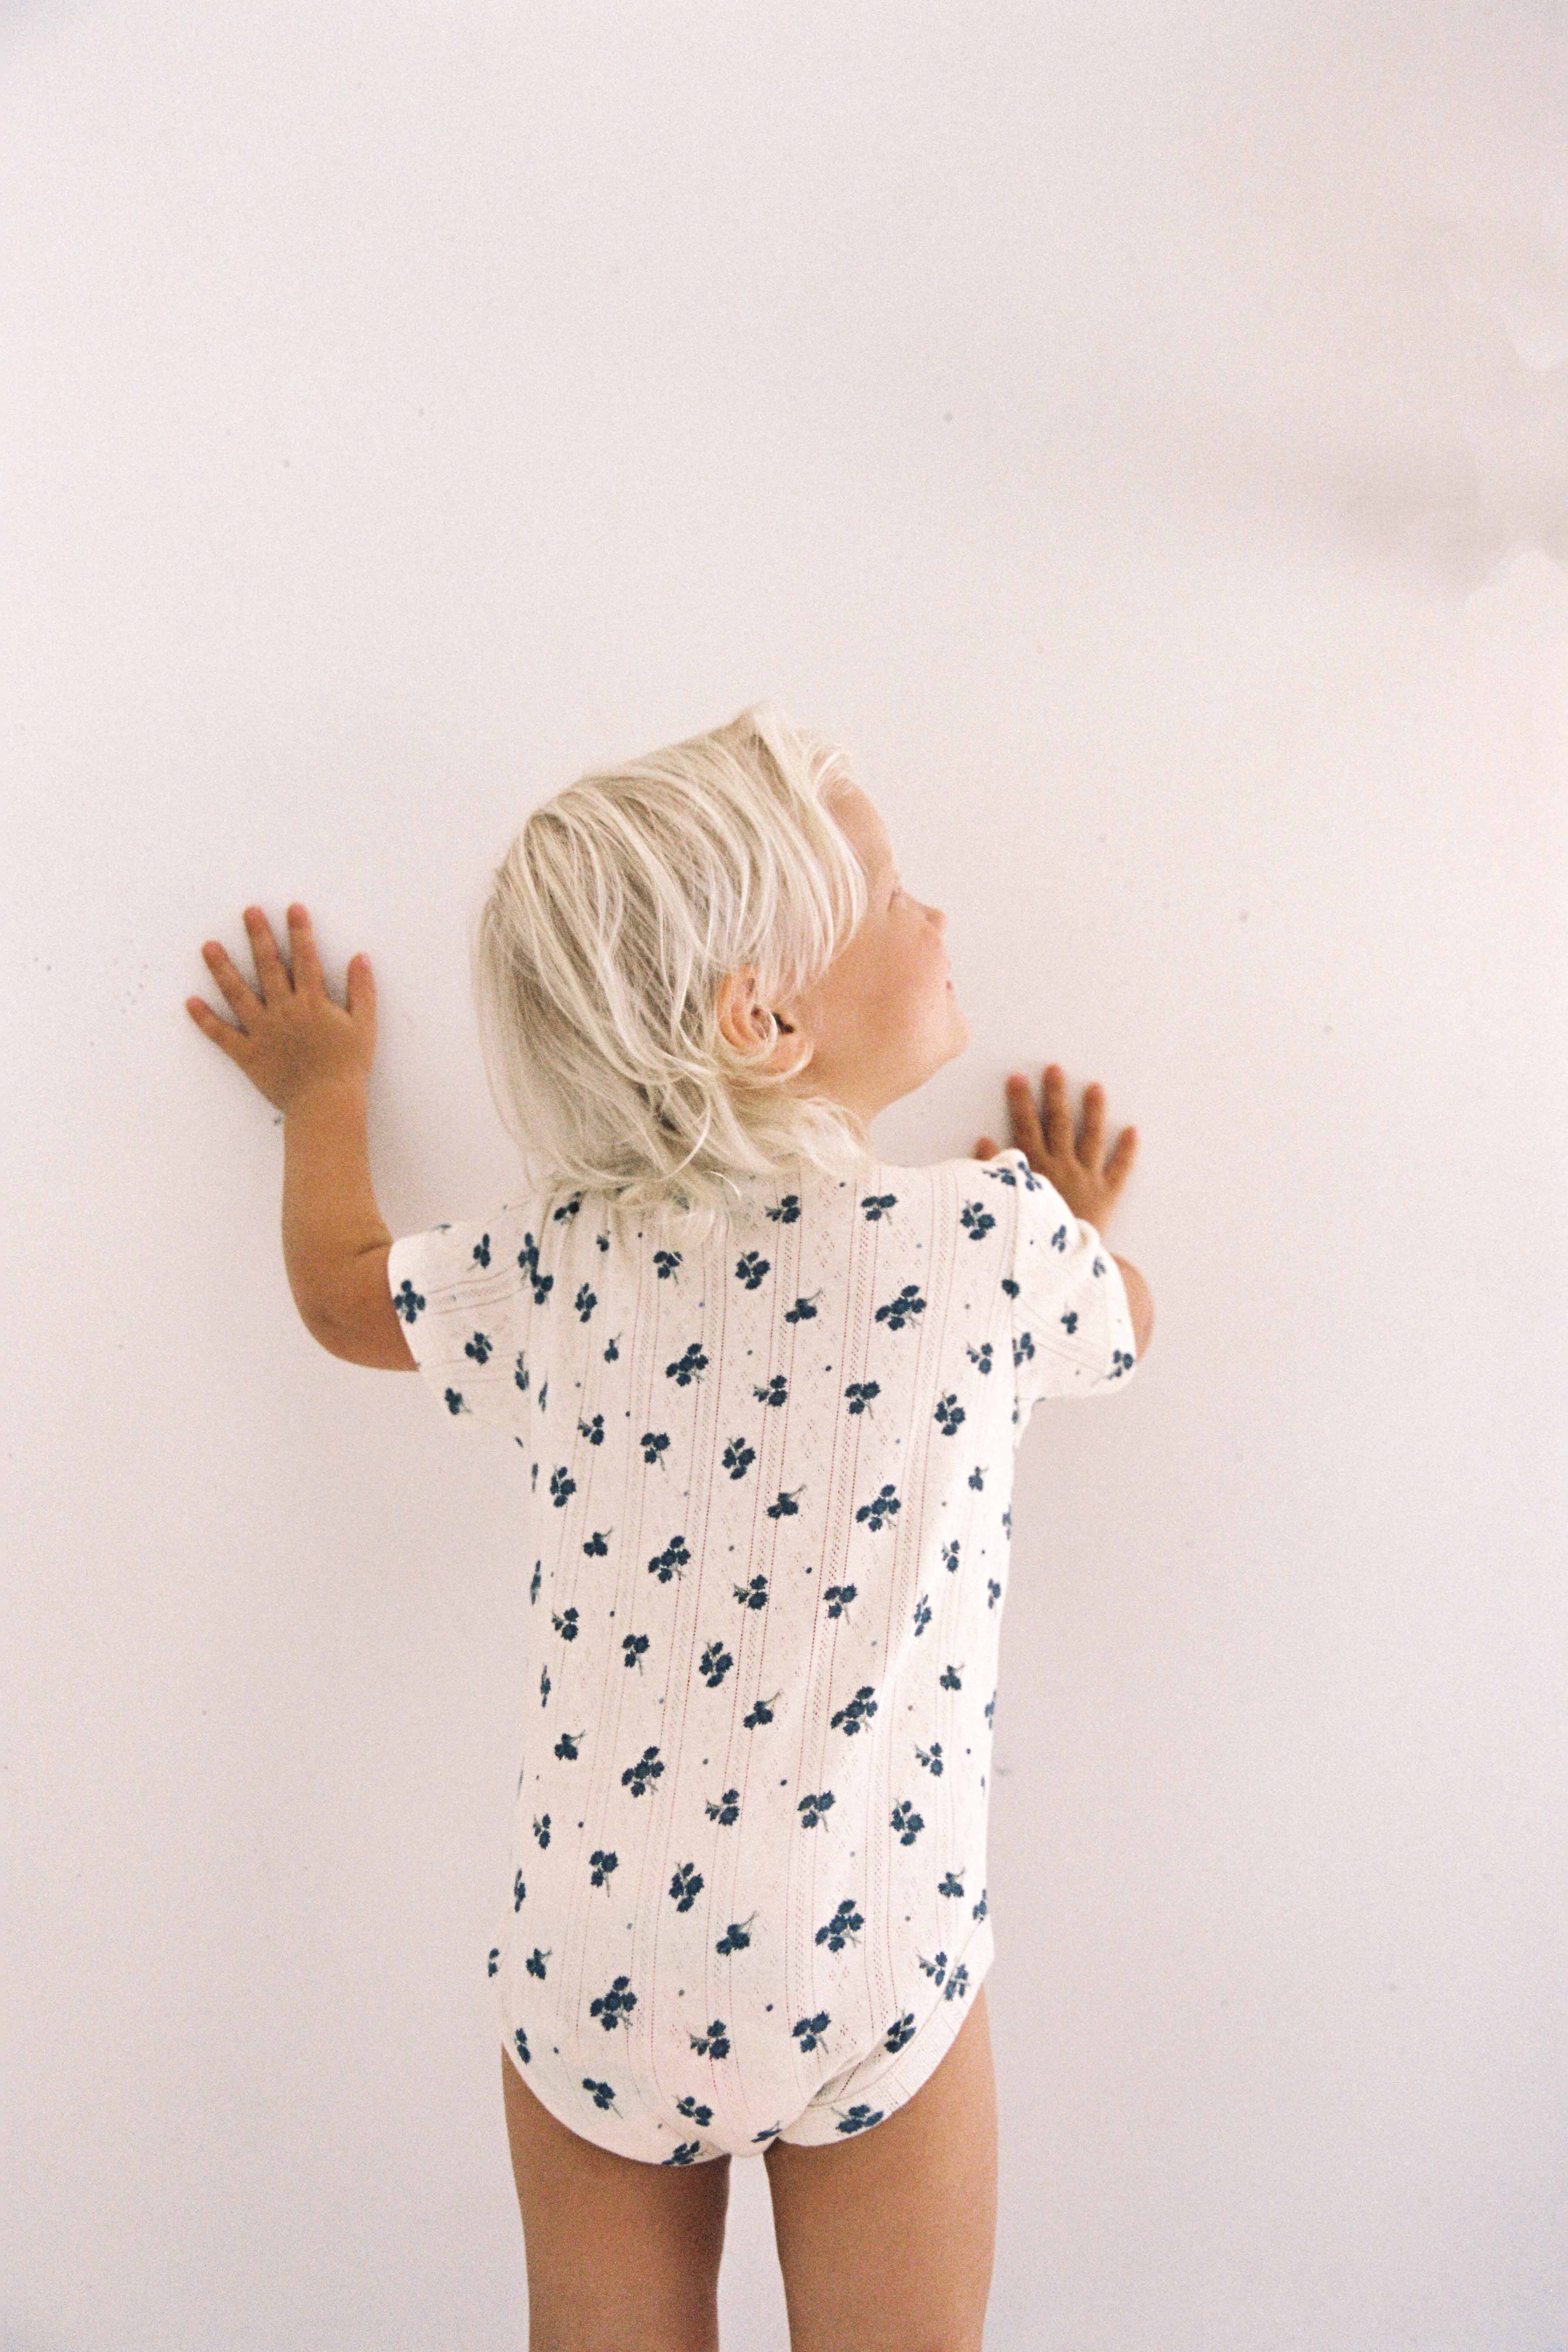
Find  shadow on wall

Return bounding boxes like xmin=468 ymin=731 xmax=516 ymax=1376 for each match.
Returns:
xmin=1163 ymin=217 xmax=1568 ymax=595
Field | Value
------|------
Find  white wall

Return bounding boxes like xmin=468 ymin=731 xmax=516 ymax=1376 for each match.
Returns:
xmin=4 ymin=5 xmax=1565 ymax=2347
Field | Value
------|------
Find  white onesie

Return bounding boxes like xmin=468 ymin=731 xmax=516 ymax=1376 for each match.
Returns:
xmin=387 ymin=1145 xmax=1138 ymax=2166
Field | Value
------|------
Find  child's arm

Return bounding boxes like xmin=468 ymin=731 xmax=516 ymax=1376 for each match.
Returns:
xmin=184 ymin=902 xmax=403 ymax=1357
xmin=282 ymin=1080 xmax=406 ymax=1360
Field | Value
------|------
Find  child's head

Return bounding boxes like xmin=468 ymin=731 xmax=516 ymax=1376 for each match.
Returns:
xmin=471 ymin=701 xmax=967 ymax=1240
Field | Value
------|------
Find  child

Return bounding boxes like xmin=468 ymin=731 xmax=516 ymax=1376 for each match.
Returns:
xmin=189 ymin=700 xmax=1149 ymax=2350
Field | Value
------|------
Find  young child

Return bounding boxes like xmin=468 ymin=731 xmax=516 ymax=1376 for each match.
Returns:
xmin=187 ymin=700 xmax=1150 ymax=2351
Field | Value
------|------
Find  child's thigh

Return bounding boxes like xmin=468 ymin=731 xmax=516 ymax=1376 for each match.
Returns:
xmin=763 ymin=1982 xmax=998 ymax=2352
xmin=500 ymin=2046 xmax=732 ymax=2352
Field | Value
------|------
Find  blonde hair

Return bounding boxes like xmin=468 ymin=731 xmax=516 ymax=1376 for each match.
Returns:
xmin=470 ymin=701 xmax=877 ymax=1247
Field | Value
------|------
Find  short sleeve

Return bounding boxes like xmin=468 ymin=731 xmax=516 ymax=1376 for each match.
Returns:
xmin=386 ymin=1200 xmax=546 ymax=1437
xmin=991 ymin=1147 xmax=1139 ymax=1411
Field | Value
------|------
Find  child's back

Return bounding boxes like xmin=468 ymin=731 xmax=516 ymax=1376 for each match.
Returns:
xmin=390 ymin=1143 xmax=1138 ymax=2164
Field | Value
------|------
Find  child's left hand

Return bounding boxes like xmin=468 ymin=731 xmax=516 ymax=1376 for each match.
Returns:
xmin=186 ymin=903 xmax=377 ymax=1113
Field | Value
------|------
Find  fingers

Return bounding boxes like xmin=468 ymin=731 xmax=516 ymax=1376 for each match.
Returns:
xmin=1005 ymin=1072 xmax=1047 ymax=1160
xmin=201 ymin=934 xmax=261 ymax=1022
xmin=1079 ymin=1078 xmax=1105 ymax=1164
xmin=284 ymin=903 xmax=326 ymax=993
xmin=243 ymin=905 xmax=290 ymax=997
xmin=1008 ymin=1066 xmax=1137 ymax=1175
xmin=203 ymin=905 xmax=323 ymax=1018
xmin=1042 ymin=1066 xmax=1071 ymax=1160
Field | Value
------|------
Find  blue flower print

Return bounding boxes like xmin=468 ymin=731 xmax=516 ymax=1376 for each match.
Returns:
xmin=733 ymin=1249 xmax=770 ymax=1290
xmin=858 ymin=1190 xmax=897 ymax=1220
xmin=669 ymin=1862 xmax=705 ymax=1911
xmin=647 ymin=1533 xmax=692 ymax=1585
xmin=699 ymin=1639 xmax=734 ymax=1687
xmin=874 ymin=1283 xmax=926 ymax=1331
xmin=854 ymin=1483 xmax=900 ymax=1532
xmin=621 ymin=1744 xmax=665 ymax=1796
xmin=390 ymin=1274 xmax=425 ymax=1327
xmin=519 ymin=1232 xmax=554 ymax=1305
xmin=815 ymin=1896 xmax=864 ymax=1953
xmin=829 ymin=1686 xmax=878 ymax=1737
xmin=666 ymin=1340 xmax=709 ymax=1386
xmin=797 ymin=1789 xmax=835 ymax=1829
xmin=959 ymin=1197 xmax=996 ymax=1240
xmin=587 ymin=1975 xmax=639 ymax=2032
xmin=828 ymin=2100 xmax=887 ymax=2138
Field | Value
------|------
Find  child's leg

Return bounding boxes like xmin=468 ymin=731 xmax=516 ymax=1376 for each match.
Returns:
xmin=762 ymin=1981 xmax=998 ymax=2352
xmin=500 ymin=2045 xmax=732 ymax=2352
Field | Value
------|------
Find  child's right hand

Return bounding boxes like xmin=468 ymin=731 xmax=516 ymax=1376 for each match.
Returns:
xmin=974 ymin=1064 xmax=1139 ymax=1235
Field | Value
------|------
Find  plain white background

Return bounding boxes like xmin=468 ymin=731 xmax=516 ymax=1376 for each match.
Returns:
xmin=4 ymin=4 xmax=1565 ymax=2347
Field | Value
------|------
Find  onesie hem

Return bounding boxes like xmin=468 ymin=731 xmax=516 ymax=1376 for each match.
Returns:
xmin=489 ymin=1914 xmax=996 ymax=2165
